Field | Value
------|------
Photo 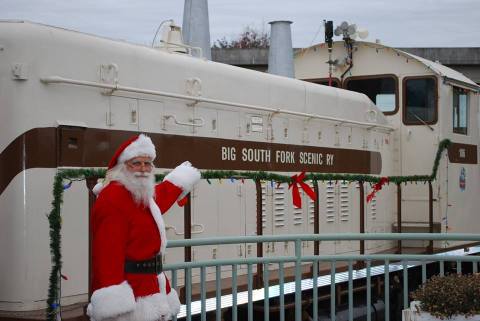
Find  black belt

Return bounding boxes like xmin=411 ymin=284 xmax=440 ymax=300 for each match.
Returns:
xmin=124 ymin=254 xmax=163 ymax=274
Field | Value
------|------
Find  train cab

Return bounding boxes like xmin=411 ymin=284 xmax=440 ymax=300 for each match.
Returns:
xmin=295 ymin=40 xmax=480 ymax=239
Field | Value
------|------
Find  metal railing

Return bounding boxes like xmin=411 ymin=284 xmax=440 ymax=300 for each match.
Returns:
xmin=164 ymin=233 xmax=480 ymax=321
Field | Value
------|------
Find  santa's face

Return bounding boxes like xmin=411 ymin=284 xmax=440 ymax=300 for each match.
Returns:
xmin=125 ymin=156 xmax=154 ymax=174
xmin=110 ymin=156 xmax=155 ymax=206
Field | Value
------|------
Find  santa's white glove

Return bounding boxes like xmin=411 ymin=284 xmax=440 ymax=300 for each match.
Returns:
xmin=164 ymin=161 xmax=201 ymax=194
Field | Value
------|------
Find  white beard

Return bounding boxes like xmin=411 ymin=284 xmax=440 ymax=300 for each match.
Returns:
xmin=107 ymin=164 xmax=155 ymax=207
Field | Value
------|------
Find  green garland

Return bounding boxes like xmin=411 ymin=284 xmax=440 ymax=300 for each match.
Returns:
xmin=46 ymin=169 xmax=105 ymax=319
xmin=46 ymin=174 xmax=63 ymax=319
xmin=430 ymin=139 xmax=451 ymax=179
xmin=46 ymin=139 xmax=451 ymax=320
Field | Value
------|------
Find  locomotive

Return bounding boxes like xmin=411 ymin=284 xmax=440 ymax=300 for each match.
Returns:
xmin=0 ymin=20 xmax=478 ymax=317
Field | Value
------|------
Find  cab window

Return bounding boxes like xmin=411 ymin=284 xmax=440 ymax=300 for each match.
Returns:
xmin=403 ymin=77 xmax=437 ymax=125
xmin=453 ymin=87 xmax=468 ymax=135
xmin=344 ymin=75 xmax=398 ymax=114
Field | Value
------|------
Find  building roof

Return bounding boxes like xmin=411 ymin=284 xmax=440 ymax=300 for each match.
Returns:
xmin=392 ymin=48 xmax=479 ymax=91
xmin=397 ymin=47 xmax=480 ymax=65
xmin=212 ymin=46 xmax=480 ymax=86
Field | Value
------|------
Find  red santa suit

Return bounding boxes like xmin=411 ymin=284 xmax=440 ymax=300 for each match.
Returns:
xmin=87 ymin=134 xmax=200 ymax=321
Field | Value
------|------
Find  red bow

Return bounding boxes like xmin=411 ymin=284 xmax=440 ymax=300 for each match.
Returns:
xmin=366 ymin=177 xmax=389 ymax=203
xmin=289 ymin=171 xmax=317 ymax=208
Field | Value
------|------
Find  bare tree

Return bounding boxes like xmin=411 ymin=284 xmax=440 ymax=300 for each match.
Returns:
xmin=213 ymin=26 xmax=269 ymax=49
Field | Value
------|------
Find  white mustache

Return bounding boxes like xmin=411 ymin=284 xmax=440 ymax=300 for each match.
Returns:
xmin=134 ymin=173 xmax=151 ymax=178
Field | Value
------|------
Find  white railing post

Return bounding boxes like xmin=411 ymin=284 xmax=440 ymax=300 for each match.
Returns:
xmin=295 ymin=239 xmax=302 ymax=321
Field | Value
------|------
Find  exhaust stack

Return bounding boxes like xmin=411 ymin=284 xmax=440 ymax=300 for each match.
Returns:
xmin=268 ymin=21 xmax=294 ymax=78
xmin=182 ymin=0 xmax=212 ymax=59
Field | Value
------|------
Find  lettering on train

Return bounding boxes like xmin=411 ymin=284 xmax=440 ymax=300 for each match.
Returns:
xmin=221 ymin=146 xmax=335 ymax=166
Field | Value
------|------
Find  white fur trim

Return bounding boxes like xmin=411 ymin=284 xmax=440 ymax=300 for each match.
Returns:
xmin=118 ymin=134 xmax=156 ymax=164
xmin=164 ymin=161 xmax=201 ymax=195
xmin=167 ymin=289 xmax=181 ymax=317
xmin=87 ymin=279 xmax=180 ymax=321
xmin=158 ymin=273 xmax=181 ymax=319
xmin=149 ymin=198 xmax=167 ymax=254
xmin=158 ymin=273 xmax=168 ymax=293
xmin=87 ymin=281 xmax=135 ymax=321
xmin=130 ymin=292 xmax=172 ymax=321
xmin=92 ymin=181 xmax=105 ymax=196
xmin=166 ymin=289 xmax=181 ymax=318
xmin=109 ymin=291 xmax=178 ymax=321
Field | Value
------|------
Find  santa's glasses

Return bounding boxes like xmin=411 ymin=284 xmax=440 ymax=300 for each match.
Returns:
xmin=126 ymin=160 xmax=153 ymax=169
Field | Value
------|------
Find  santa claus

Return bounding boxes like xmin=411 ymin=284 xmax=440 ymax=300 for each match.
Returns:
xmin=87 ymin=134 xmax=200 ymax=321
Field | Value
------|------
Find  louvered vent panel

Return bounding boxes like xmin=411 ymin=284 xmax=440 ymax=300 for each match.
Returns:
xmin=274 ymin=185 xmax=286 ymax=227
xmin=339 ymin=182 xmax=350 ymax=222
xmin=308 ymin=182 xmax=315 ymax=224
xmin=293 ymin=206 xmax=303 ymax=225
xmin=326 ymin=182 xmax=335 ymax=223
xmin=370 ymin=196 xmax=377 ymax=220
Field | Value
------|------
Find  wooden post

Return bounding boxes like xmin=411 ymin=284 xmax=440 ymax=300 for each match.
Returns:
xmin=314 ymin=180 xmax=320 ymax=256
xmin=85 ymin=176 xmax=99 ymax=301
xmin=312 ymin=180 xmax=320 ymax=276
xmin=255 ymin=179 xmax=263 ymax=288
xmin=178 ymin=193 xmax=192 ymax=303
xmin=359 ymin=181 xmax=365 ymax=255
xmin=184 ymin=193 xmax=192 ymax=262
xmin=397 ymin=183 xmax=402 ymax=253
xmin=428 ymin=181 xmax=434 ymax=254
xmin=354 ymin=181 xmax=366 ymax=269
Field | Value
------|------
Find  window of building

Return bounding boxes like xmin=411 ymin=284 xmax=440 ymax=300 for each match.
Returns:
xmin=453 ymin=87 xmax=469 ymax=135
xmin=403 ymin=77 xmax=437 ymax=125
xmin=344 ymin=75 xmax=398 ymax=114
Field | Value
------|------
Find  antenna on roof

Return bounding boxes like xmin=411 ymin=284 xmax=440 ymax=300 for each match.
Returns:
xmin=357 ymin=28 xmax=369 ymax=39
xmin=324 ymin=20 xmax=334 ymax=87
xmin=333 ymin=21 xmax=368 ymax=41
xmin=334 ymin=21 xmax=358 ymax=40
xmin=333 ymin=21 xmax=368 ymax=81
xmin=324 ymin=20 xmax=333 ymax=47
xmin=152 ymin=19 xmax=174 ymax=47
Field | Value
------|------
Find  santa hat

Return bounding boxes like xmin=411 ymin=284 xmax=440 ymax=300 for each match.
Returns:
xmin=108 ymin=134 xmax=156 ymax=169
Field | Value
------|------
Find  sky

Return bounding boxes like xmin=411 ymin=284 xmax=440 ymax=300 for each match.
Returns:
xmin=1 ymin=0 xmax=479 ymax=48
